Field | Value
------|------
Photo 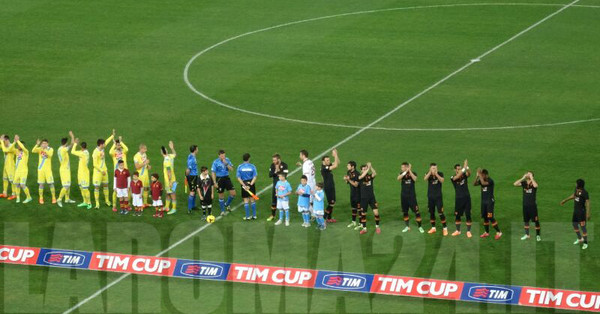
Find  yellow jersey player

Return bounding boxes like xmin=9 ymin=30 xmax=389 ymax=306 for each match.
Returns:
xmin=133 ymin=144 xmax=151 ymax=207
xmin=92 ymin=130 xmax=114 ymax=209
xmin=56 ymin=132 xmax=76 ymax=207
xmin=70 ymin=133 xmax=92 ymax=209
xmin=109 ymin=135 xmax=129 ymax=212
xmin=0 ymin=134 xmax=17 ymax=200
xmin=161 ymin=141 xmax=177 ymax=215
xmin=12 ymin=135 xmax=33 ymax=203
xmin=32 ymin=139 xmax=56 ymax=204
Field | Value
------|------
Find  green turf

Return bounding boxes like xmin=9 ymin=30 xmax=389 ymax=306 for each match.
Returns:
xmin=1 ymin=0 xmax=599 ymax=313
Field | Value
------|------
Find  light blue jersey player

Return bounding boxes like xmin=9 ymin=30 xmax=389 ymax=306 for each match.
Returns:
xmin=313 ymin=182 xmax=326 ymax=230
xmin=275 ymin=173 xmax=292 ymax=226
xmin=296 ymin=175 xmax=312 ymax=227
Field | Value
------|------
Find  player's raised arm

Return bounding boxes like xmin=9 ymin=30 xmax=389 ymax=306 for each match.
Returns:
xmin=32 ymin=139 xmax=41 ymax=153
xmin=105 ymin=129 xmax=115 ymax=147
xmin=369 ymin=163 xmax=377 ymax=178
xmin=529 ymin=173 xmax=538 ymax=188
xmin=423 ymin=166 xmax=432 ymax=181
xmin=329 ymin=149 xmax=339 ymax=170
xmin=16 ymin=136 xmax=28 ymax=153
xmin=168 ymin=141 xmax=176 ymax=158
xmin=513 ymin=173 xmax=528 ymax=186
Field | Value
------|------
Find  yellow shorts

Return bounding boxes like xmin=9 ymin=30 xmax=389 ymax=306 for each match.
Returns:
xmin=139 ymin=173 xmax=150 ymax=190
xmin=13 ymin=171 xmax=28 ymax=185
xmin=78 ymin=171 xmax=90 ymax=188
xmin=37 ymin=168 xmax=54 ymax=184
xmin=3 ymin=165 xmax=15 ymax=182
xmin=60 ymin=169 xmax=71 ymax=186
xmin=92 ymin=170 xmax=109 ymax=186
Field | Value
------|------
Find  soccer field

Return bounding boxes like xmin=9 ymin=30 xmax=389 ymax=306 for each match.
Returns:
xmin=1 ymin=0 xmax=600 ymax=313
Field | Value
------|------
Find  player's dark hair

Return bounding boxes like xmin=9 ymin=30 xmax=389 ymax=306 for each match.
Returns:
xmin=360 ymin=164 xmax=367 ymax=169
xmin=2 ymin=135 xmax=9 ymax=140
xmin=97 ymin=139 xmax=105 ymax=146
xmin=454 ymin=164 xmax=461 ymax=169
xmin=577 ymin=179 xmax=585 ymax=189
xmin=133 ymin=171 xmax=139 ymax=176
xmin=61 ymin=138 xmax=68 ymax=145
xmin=481 ymin=169 xmax=489 ymax=175
xmin=401 ymin=162 xmax=409 ymax=166
xmin=161 ymin=146 xmax=167 ymax=155
xmin=301 ymin=175 xmax=308 ymax=180
xmin=321 ymin=155 xmax=329 ymax=161
xmin=218 ymin=149 xmax=226 ymax=155
xmin=430 ymin=163 xmax=437 ymax=167
xmin=348 ymin=161 xmax=356 ymax=169
xmin=278 ymin=172 xmax=287 ymax=178
xmin=190 ymin=145 xmax=198 ymax=153
xmin=200 ymin=166 xmax=208 ymax=172
xmin=300 ymin=149 xmax=308 ymax=158
xmin=272 ymin=153 xmax=281 ymax=159
xmin=316 ymin=182 xmax=324 ymax=188
xmin=41 ymin=139 xmax=48 ymax=143
xmin=81 ymin=142 xmax=87 ymax=149
xmin=151 ymin=173 xmax=159 ymax=180
xmin=118 ymin=160 xmax=124 ymax=164
xmin=243 ymin=153 xmax=250 ymax=162
xmin=115 ymin=139 xmax=120 ymax=144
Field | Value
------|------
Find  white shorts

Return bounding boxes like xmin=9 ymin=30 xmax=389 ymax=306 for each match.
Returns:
xmin=313 ymin=209 xmax=324 ymax=216
xmin=116 ymin=188 xmax=128 ymax=198
xmin=132 ymin=194 xmax=143 ymax=207
xmin=298 ymin=206 xmax=308 ymax=213
xmin=276 ymin=199 xmax=289 ymax=210
xmin=152 ymin=199 xmax=163 ymax=207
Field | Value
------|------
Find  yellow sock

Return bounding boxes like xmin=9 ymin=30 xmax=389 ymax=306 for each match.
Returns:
xmin=112 ymin=190 xmax=117 ymax=207
xmin=2 ymin=180 xmax=7 ymax=194
xmin=86 ymin=189 xmax=92 ymax=204
xmin=143 ymin=190 xmax=149 ymax=205
xmin=11 ymin=183 xmax=17 ymax=196
xmin=24 ymin=187 xmax=31 ymax=198
xmin=94 ymin=190 xmax=100 ymax=205
xmin=58 ymin=188 xmax=66 ymax=201
xmin=38 ymin=189 xmax=44 ymax=200
xmin=172 ymin=200 xmax=176 ymax=210
xmin=165 ymin=199 xmax=171 ymax=210
xmin=103 ymin=188 xmax=110 ymax=204
xmin=65 ymin=187 xmax=71 ymax=201
xmin=50 ymin=186 xmax=56 ymax=199
xmin=15 ymin=186 xmax=21 ymax=199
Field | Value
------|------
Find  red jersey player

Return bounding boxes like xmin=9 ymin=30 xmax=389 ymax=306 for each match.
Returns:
xmin=131 ymin=171 xmax=144 ymax=216
xmin=114 ymin=160 xmax=130 ymax=214
xmin=151 ymin=173 xmax=164 ymax=218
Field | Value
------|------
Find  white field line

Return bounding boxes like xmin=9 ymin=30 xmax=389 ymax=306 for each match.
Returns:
xmin=184 ymin=2 xmax=600 ymax=132
xmin=64 ymin=1 xmax=580 ymax=313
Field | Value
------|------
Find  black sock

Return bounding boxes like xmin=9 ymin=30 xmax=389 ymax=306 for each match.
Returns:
xmin=524 ymin=224 xmax=530 ymax=235
xmin=375 ymin=214 xmax=380 ymax=226
xmin=351 ymin=209 xmax=357 ymax=222
xmin=466 ymin=221 xmax=472 ymax=232
xmin=535 ymin=221 xmax=541 ymax=236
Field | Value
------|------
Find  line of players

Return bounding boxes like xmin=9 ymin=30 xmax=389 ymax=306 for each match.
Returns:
xmin=0 ymin=134 xmax=591 ymax=249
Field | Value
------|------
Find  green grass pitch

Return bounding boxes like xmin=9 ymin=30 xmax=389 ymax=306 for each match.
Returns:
xmin=1 ymin=0 xmax=599 ymax=312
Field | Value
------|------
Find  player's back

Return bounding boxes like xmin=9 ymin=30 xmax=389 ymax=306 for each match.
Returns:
xmin=58 ymin=146 xmax=70 ymax=170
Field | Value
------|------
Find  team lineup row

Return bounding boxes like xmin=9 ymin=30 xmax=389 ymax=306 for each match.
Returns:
xmin=0 ymin=132 xmax=591 ymax=249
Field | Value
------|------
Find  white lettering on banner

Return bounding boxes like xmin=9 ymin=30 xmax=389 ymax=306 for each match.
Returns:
xmin=0 ymin=248 xmax=35 ymax=262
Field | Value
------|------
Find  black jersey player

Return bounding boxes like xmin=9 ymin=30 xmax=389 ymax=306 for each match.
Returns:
xmin=474 ymin=168 xmax=502 ymax=240
xmin=560 ymin=179 xmax=590 ymax=250
xmin=513 ymin=172 xmax=541 ymax=241
xmin=343 ymin=161 xmax=361 ymax=228
xmin=397 ymin=162 xmax=423 ymax=233
xmin=321 ymin=149 xmax=339 ymax=223
xmin=424 ymin=163 xmax=447 ymax=236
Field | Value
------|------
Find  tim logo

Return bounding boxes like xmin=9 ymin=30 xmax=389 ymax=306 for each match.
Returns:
xmin=43 ymin=251 xmax=86 ymax=267
xmin=468 ymin=286 xmax=514 ymax=302
xmin=180 ymin=263 xmax=223 ymax=278
xmin=322 ymin=274 xmax=366 ymax=290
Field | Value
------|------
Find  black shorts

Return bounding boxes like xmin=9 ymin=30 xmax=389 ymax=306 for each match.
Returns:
xmin=455 ymin=196 xmax=471 ymax=216
xmin=350 ymin=197 xmax=361 ymax=209
xmin=428 ymin=197 xmax=443 ymax=212
xmin=401 ymin=195 xmax=418 ymax=213
xmin=186 ymin=175 xmax=198 ymax=191
xmin=360 ymin=197 xmax=378 ymax=211
xmin=241 ymin=182 xmax=256 ymax=198
xmin=324 ymin=187 xmax=336 ymax=205
xmin=481 ymin=201 xmax=495 ymax=219
xmin=523 ymin=204 xmax=539 ymax=222
xmin=216 ymin=176 xmax=234 ymax=193
xmin=572 ymin=209 xmax=586 ymax=223
xmin=201 ymin=196 xmax=213 ymax=207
